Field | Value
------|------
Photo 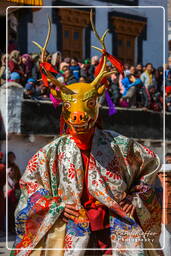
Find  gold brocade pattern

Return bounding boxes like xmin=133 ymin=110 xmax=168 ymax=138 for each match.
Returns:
xmin=12 ymin=129 xmax=163 ymax=256
xmin=7 ymin=0 xmax=43 ymax=6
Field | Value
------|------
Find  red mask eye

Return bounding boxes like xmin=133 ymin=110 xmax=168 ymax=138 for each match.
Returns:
xmin=63 ymin=102 xmax=71 ymax=110
xmin=87 ymin=98 xmax=96 ymax=108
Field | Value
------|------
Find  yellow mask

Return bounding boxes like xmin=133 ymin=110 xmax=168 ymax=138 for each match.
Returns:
xmin=33 ymin=12 xmax=115 ymax=135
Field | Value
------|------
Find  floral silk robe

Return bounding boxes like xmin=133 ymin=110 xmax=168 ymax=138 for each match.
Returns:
xmin=11 ymin=128 xmax=163 ymax=256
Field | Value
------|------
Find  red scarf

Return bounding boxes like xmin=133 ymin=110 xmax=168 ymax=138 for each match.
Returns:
xmin=67 ymin=127 xmax=95 ymax=151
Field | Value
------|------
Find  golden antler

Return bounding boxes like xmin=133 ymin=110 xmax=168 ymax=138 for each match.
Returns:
xmin=45 ymin=69 xmax=74 ymax=94
xmin=90 ymin=9 xmax=115 ymax=88
xmin=32 ymin=17 xmax=74 ymax=94
xmin=32 ymin=16 xmax=51 ymax=63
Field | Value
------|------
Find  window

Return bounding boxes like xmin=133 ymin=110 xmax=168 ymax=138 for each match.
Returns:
xmin=57 ymin=8 xmax=90 ymax=59
xmin=64 ymin=30 xmax=69 ymax=38
xmin=127 ymin=40 xmax=131 ymax=48
xmin=111 ymin=15 xmax=146 ymax=65
xmin=73 ymin=31 xmax=79 ymax=40
xmin=118 ymin=39 xmax=122 ymax=46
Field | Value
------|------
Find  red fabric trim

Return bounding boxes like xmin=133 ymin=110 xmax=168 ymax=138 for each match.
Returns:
xmin=59 ymin=114 xmax=65 ymax=136
xmin=95 ymin=50 xmax=124 ymax=82
xmin=95 ymin=55 xmax=107 ymax=85
xmin=40 ymin=62 xmax=58 ymax=87
xmin=81 ymin=151 xmax=110 ymax=231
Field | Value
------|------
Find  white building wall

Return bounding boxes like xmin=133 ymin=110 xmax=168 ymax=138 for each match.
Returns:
xmin=94 ymin=5 xmax=165 ymax=67
xmin=91 ymin=7 xmax=112 ymax=57
xmin=1 ymin=135 xmax=55 ymax=174
xmin=25 ymin=0 xmax=167 ymax=66
xmin=27 ymin=2 xmax=57 ymax=53
xmin=139 ymin=7 xmax=164 ymax=67
xmin=139 ymin=0 xmax=168 ymax=64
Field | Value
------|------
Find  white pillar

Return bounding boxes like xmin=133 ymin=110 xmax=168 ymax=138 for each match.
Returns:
xmin=0 ymin=83 xmax=23 ymax=134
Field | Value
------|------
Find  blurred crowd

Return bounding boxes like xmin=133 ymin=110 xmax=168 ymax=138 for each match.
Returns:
xmin=0 ymin=151 xmax=21 ymax=237
xmin=0 ymin=50 xmax=171 ymax=112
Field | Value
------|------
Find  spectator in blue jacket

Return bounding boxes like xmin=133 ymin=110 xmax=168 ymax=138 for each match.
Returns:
xmin=70 ymin=58 xmax=80 ymax=81
xmin=24 ymin=78 xmax=37 ymax=99
xmin=121 ymin=74 xmax=142 ymax=107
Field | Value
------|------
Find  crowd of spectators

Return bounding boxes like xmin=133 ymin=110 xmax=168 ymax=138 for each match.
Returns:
xmin=0 ymin=49 xmax=171 ymax=112
xmin=0 ymin=151 xmax=21 ymax=236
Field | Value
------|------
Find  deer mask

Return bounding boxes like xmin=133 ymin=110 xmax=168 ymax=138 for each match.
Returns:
xmin=33 ymin=11 xmax=120 ymax=135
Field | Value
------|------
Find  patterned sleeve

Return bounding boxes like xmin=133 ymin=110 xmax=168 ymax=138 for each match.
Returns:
xmin=13 ymin=147 xmax=65 ymax=254
xmin=126 ymin=140 xmax=162 ymax=233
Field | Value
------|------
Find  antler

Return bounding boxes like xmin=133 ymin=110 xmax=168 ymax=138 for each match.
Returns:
xmin=45 ymin=69 xmax=74 ymax=94
xmin=90 ymin=9 xmax=115 ymax=88
xmin=32 ymin=16 xmax=51 ymax=63
xmin=32 ymin=16 xmax=72 ymax=93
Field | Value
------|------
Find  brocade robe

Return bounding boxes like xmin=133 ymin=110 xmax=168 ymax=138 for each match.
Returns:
xmin=12 ymin=128 xmax=163 ymax=256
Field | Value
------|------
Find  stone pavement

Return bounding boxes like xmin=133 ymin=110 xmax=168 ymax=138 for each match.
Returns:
xmin=0 ymin=235 xmax=15 ymax=256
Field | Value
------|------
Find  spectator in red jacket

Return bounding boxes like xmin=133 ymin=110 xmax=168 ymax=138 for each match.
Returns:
xmin=7 ymin=152 xmax=21 ymax=234
xmin=8 ymin=50 xmax=23 ymax=77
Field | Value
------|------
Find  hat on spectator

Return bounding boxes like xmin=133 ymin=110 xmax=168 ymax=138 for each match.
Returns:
xmin=84 ymin=59 xmax=90 ymax=64
xmin=51 ymin=51 xmax=61 ymax=66
xmin=27 ymin=78 xmax=37 ymax=83
xmin=60 ymin=62 xmax=69 ymax=71
xmin=91 ymin=56 xmax=99 ymax=62
xmin=64 ymin=57 xmax=71 ymax=64
xmin=91 ymin=56 xmax=99 ymax=65
xmin=25 ymin=83 xmax=34 ymax=90
xmin=10 ymin=72 xmax=21 ymax=81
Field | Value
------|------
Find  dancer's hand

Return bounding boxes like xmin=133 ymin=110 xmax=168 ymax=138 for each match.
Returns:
xmin=62 ymin=204 xmax=79 ymax=223
xmin=119 ymin=199 xmax=135 ymax=217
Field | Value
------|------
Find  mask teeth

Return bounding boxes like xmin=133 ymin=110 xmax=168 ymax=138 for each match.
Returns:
xmin=72 ymin=123 xmax=88 ymax=128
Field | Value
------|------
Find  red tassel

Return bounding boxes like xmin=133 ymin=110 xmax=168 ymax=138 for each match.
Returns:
xmin=40 ymin=62 xmax=58 ymax=87
xmin=107 ymin=53 xmax=124 ymax=76
xmin=95 ymin=55 xmax=107 ymax=85
xmin=94 ymin=50 xmax=124 ymax=81
xmin=95 ymin=55 xmax=104 ymax=77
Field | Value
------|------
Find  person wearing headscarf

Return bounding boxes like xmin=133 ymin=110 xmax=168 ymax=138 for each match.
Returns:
xmin=7 ymin=152 xmax=21 ymax=234
xmin=80 ymin=59 xmax=92 ymax=82
xmin=51 ymin=51 xmax=62 ymax=71
xmin=8 ymin=50 xmax=23 ymax=76
xmin=24 ymin=78 xmax=37 ymax=99
xmin=0 ymin=54 xmax=10 ymax=85
xmin=9 ymin=72 xmax=21 ymax=83
xmin=21 ymin=54 xmax=33 ymax=80
xmin=31 ymin=53 xmax=40 ymax=80
xmin=64 ymin=57 xmax=71 ymax=65
xmin=60 ymin=62 xmax=69 ymax=73
xmin=89 ymin=55 xmax=99 ymax=80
